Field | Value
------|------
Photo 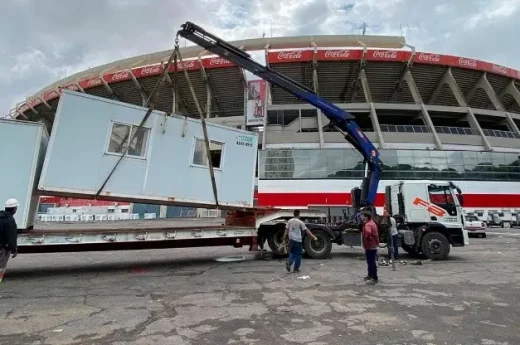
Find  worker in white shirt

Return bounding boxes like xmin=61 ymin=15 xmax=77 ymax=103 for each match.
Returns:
xmin=384 ymin=210 xmax=399 ymax=260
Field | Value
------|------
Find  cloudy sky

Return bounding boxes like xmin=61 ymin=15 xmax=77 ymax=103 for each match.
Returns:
xmin=1 ymin=0 xmax=519 ymax=115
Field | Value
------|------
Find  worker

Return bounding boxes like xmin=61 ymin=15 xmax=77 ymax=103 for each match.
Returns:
xmin=283 ymin=209 xmax=318 ymax=273
xmin=0 ymin=198 xmax=19 ymax=282
xmin=385 ymin=210 xmax=399 ymax=261
xmin=362 ymin=211 xmax=379 ymax=284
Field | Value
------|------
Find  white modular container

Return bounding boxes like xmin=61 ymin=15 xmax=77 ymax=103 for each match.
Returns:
xmin=0 ymin=118 xmax=48 ymax=229
xmin=39 ymin=90 xmax=258 ymax=209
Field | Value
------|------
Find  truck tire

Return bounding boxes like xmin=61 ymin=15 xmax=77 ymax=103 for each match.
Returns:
xmin=420 ymin=231 xmax=450 ymax=260
xmin=267 ymin=225 xmax=287 ymax=256
xmin=304 ymin=231 xmax=332 ymax=259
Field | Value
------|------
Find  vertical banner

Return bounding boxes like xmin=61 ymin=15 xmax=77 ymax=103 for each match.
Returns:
xmin=246 ymin=80 xmax=267 ymax=126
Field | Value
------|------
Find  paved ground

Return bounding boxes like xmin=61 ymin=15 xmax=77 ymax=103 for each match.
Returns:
xmin=1 ymin=228 xmax=519 ymax=345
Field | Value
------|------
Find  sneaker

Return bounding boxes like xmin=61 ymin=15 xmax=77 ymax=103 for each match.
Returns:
xmin=285 ymin=261 xmax=291 ymax=272
xmin=366 ymin=278 xmax=379 ymax=285
xmin=293 ymin=269 xmax=300 ymax=273
xmin=363 ymin=276 xmax=371 ymax=281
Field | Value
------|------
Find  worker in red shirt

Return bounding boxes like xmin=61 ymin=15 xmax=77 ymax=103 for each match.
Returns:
xmin=361 ymin=211 xmax=379 ymax=284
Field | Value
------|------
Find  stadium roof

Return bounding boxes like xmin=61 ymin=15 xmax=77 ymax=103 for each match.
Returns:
xmin=10 ymin=34 xmax=520 ymax=128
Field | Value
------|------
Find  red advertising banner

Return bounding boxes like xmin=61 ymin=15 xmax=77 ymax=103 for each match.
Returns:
xmin=78 ymin=77 xmax=103 ymax=90
xmin=131 ymin=64 xmax=164 ymax=78
xmin=317 ymin=49 xmax=363 ymax=61
xmin=268 ymin=50 xmax=314 ymax=64
xmin=200 ymin=56 xmax=234 ymax=69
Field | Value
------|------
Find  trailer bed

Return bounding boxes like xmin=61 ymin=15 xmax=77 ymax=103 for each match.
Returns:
xmin=18 ymin=218 xmax=255 ymax=253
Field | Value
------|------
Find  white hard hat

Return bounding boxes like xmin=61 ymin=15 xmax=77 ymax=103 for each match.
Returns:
xmin=5 ymin=198 xmax=19 ymax=208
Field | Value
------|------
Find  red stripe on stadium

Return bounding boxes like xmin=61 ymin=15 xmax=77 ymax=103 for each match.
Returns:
xmin=257 ymin=193 xmax=520 ymax=208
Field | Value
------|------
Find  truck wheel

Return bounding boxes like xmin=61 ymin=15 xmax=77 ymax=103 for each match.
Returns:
xmin=482 ymin=233 xmax=487 ymax=238
xmin=267 ymin=226 xmax=287 ymax=256
xmin=420 ymin=231 xmax=450 ymax=260
xmin=304 ymin=231 xmax=332 ymax=259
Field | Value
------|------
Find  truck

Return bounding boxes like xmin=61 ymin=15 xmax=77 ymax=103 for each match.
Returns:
xmin=2 ymin=22 xmax=468 ymax=260
xmin=176 ymin=22 xmax=469 ymax=260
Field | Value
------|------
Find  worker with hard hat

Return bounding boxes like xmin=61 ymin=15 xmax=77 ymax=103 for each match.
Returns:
xmin=0 ymin=198 xmax=19 ymax=282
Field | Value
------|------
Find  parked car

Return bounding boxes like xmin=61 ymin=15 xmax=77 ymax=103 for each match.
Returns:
xmin=464 ymin=215 xmax=487 ymax=238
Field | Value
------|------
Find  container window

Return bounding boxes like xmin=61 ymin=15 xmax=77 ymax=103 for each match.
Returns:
xmin=108 ymin=123 xmax=150 ymax=158
xmin=193 ymin=138 xmax=223 ymax=169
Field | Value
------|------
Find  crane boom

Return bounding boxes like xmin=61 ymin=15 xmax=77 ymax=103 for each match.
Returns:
xmin=177 ymin=21 xmax=382 ymax=207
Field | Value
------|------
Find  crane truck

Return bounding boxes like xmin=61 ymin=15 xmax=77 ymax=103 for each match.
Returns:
xmin=4 ymin=22 xmax=468 ymax=261
xmin=176 ymin=22 xmax=469 ymax=260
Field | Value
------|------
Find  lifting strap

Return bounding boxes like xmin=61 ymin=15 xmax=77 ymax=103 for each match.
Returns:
xmin=175 ymin=41 xmax=220 ymax=207
xmin=95 ymin=43 xmax=178 ymax=198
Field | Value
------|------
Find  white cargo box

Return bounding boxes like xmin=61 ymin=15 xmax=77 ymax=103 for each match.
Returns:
xmin=39 ymin=90 xmax=258 ymax=209
xmin=0 ymin=119 xmax=48 ymax=229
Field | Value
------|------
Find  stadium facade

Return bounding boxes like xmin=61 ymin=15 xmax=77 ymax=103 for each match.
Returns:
xmin=10 ymin=34 xmax=520 ymax=215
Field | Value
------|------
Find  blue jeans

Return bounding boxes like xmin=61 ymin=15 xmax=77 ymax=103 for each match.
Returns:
xmin=288 ymin=240 xmax=303 ymax=270
xmin=387 ymin=234 xmax=399 ymax=259
xmin=365 ymin=249 xmax=378 ymax=280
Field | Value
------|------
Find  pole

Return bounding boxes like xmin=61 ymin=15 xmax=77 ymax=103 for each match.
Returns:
xmin=388 ymin=223 xmax=396 ymax=271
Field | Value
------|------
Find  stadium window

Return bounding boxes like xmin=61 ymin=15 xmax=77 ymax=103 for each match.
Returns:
xmin=192 ymin=138 xmax=223 ymax=169
xmin=107 ymin=122 xmax=150 ymax=158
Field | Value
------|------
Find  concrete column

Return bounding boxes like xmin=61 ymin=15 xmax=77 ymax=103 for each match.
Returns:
xmin=369 ymin=103 xmax=385 ymax=148
xmin=499 ymin=81 xmax=520 ymax=109
xmin=466 ymin=107 xmax=493 ymax=151
xmin=505 ymin=112 xmax=520 ymax=138
xmin=465 ymin=73 xmax=504 ymax=111
xmin=429 ymin=68 xmax=467 ymax=107
xmin=420 ymin=104 xmax=443 ymax=150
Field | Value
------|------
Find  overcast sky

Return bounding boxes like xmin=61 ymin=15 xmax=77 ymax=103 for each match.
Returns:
xmin=2 ymin=0 xmax=519 ymax=115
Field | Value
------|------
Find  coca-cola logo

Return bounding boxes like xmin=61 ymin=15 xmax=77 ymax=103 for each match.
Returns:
xmin=324 ymin=50 xmax=350 ymax=58
xmin=277 ymin=51 xmax=302 ymax=60
xmin=86 ymin=78 xmax=102 ymax=87
xmin=140 ymin=65 xmax=162 ymax=76
xmin=28 ymin=98 xmax=41 ymax=107
xmin=209 ymin=57 xmax=230 ymax=66
xmin=491 ymin=64 xmax=508 ymax=75
xmin=110 ymin=71 xmax=130 ymax=82
xmin=178 ymin=60 xmax=196 ymax=69
xmin=417 ymin=52 xmax=441 ymax=63
xmin=458 ymin=58 xmax=477 ymax=68
xmin=372 ymin=50 xmax=398 ymax=59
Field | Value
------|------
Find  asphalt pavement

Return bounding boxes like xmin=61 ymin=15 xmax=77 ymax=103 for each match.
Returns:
xmin=1 ymin=227 xmax=519 ymax=345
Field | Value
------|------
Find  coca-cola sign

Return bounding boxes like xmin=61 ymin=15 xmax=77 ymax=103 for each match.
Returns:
xmin=86 ymin=78 xmax=102 ymax=87
xmin=324 ymin=50 xmax=350 ymax=59
xmin=109 ymin=70 xmax=130 ymax=82
xmin=209 ymin=57 xmax=230 ymax=66
xmin=491 ymin=64 xmax=508 ymax=76
xmin=417 ymin=52 xmax=441 ymax=63
xmin=372 ymin=50 xmax=398 ymax=60
xmin=28 ymin=98 xmax=42 ymax=108
xmin=458 ymin=58 xmax=477 ymax=68
xmin=177 ymin=60 xmax=196 ymax=70
xmin=277 ymin=50 xmax=302 ymax=60
xmin=140 ymin=65 xmax=162 ymax=76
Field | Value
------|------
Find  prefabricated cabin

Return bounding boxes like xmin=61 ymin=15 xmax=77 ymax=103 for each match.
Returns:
xmin=38 ymin=90 xmax=258 ymax=209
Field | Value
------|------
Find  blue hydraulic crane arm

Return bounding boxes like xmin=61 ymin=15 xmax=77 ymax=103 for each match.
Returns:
xmin=177 ymin=21 xmax=382 ymax=206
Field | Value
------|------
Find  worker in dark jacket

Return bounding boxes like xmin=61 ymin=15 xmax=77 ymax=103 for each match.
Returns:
xmin=0 ymin=198 xmax=19 ymax=282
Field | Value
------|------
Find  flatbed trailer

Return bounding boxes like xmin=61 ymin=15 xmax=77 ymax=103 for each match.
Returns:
xmin=17 ymin=209 xmax=326 ymax=254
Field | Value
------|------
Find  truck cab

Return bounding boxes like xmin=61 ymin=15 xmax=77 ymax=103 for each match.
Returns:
xmin=386 ymin=181 xmax=468 ymax=260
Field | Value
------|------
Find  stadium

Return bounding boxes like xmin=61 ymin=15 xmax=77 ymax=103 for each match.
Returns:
xmin=9 ymin=33 xmax=520 ymax=218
